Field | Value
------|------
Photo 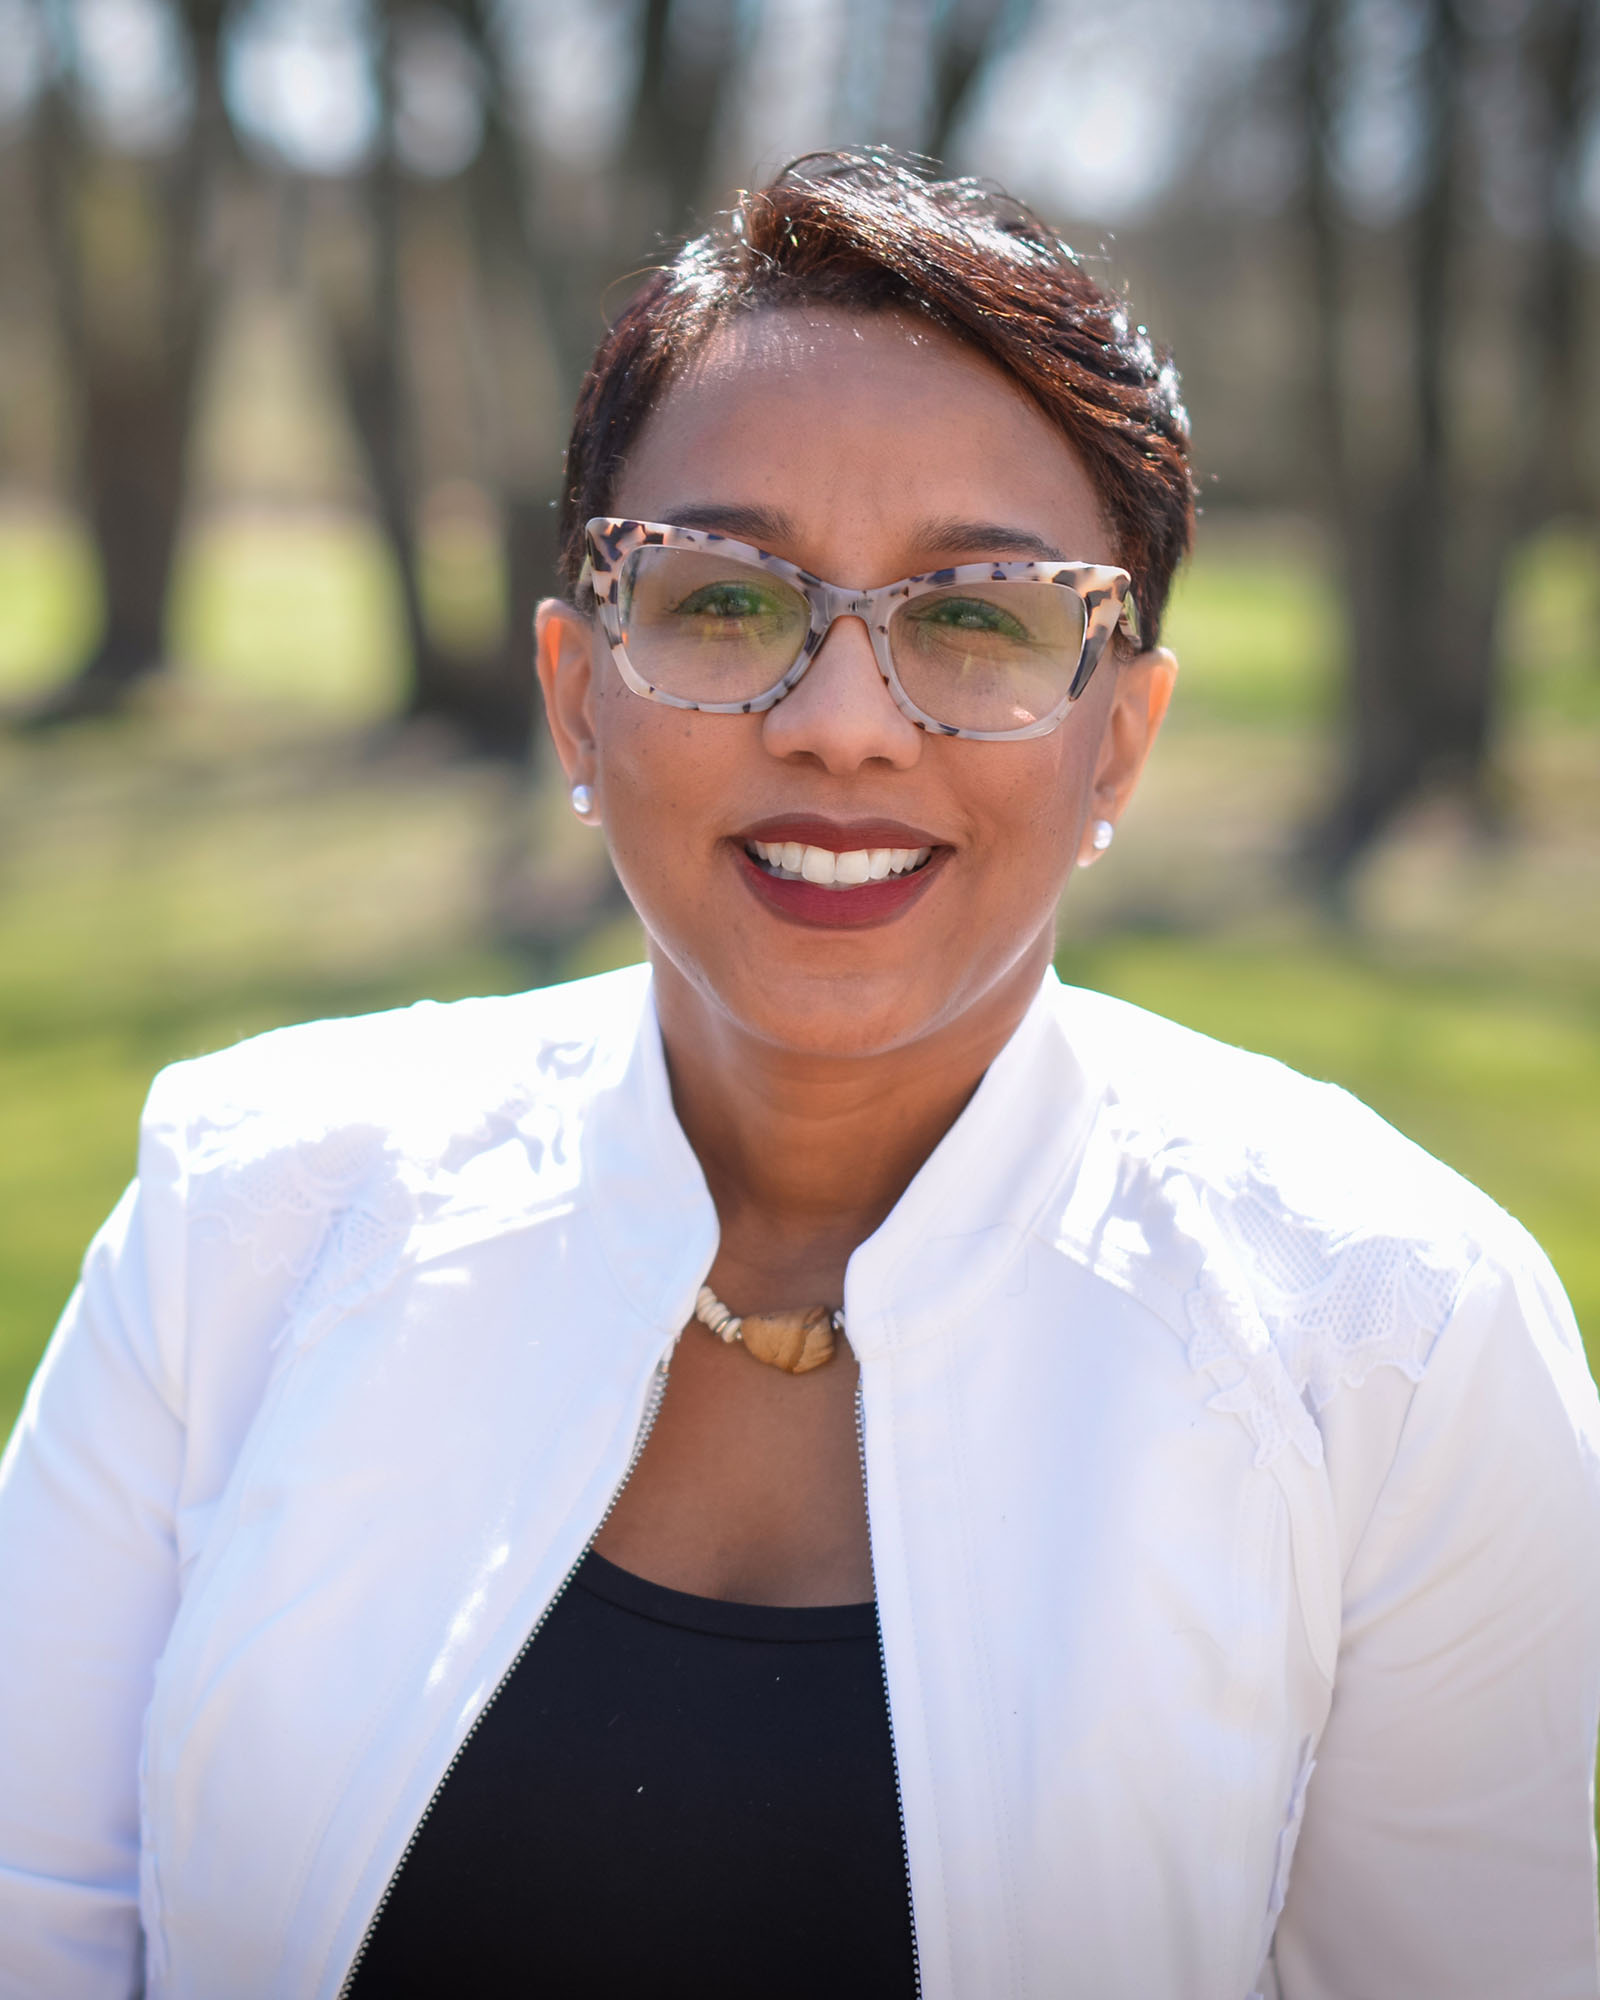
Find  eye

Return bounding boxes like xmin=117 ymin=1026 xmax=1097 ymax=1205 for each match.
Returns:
xmin=672 ymin=581 xmax=789 ymax=620
xmin=907 ymin=594 xmax=1034 ymax=643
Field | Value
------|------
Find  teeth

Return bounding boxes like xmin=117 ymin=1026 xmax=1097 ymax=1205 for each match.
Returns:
xmin=748 ymin=841 xmax=933 ymax=887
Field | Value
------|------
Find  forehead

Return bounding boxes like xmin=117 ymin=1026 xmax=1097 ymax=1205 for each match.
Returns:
xmin=676 ymin=304 xmax=982 ymax=392
xmin=611 ymin=306 xmax=1113 ymax=569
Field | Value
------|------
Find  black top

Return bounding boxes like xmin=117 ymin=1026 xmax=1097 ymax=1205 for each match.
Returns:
xmin=348 ymin=1550 xmax=918 ymax=1998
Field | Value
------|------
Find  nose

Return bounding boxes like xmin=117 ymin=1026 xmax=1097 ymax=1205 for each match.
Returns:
xmin=760 ymin=613 xmax=922 ymax=775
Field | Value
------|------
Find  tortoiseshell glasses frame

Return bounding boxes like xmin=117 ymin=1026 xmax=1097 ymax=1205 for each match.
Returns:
xmin=579 ymin=517 xmax=1139 ymax=743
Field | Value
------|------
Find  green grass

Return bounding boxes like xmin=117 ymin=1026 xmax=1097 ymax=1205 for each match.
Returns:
xmin=169 ymin=512 xmax=411 ymax=717
xmin=0 ymin=501 xmax=494 ymax=716
xmin=1500 ymin=524 xmax=1600 ymax=724
xmin=1161 ymin=526 xmax=1343 ymax=723
xmin=1164 ymin=514 xmax=1600 ymax=727
xmin=0 ymin=506 xmax=103 ymax=695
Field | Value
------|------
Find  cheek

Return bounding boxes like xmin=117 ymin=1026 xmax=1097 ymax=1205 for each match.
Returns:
xmin=591 ymin=690 xmax=741 ymax=877
xmin=966 ymin=726 xmax=1095 ymax=858
xmin=595 ymin=675 xmax=687 ymax=795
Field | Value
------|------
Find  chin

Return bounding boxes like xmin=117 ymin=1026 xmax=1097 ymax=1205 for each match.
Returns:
xmin=677 ymin=947 xmax=948 ymax=1061
xmin=749 ymin=999 xmax=926 ymax=1062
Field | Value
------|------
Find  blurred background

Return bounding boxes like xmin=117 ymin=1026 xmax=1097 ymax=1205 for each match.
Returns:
xmin=1 ymin=0 xmax=1597 ymax=1441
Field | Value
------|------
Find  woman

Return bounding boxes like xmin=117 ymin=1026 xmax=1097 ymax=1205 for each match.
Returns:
xmin=2 ymin=152 xmax=1597 ymax=2000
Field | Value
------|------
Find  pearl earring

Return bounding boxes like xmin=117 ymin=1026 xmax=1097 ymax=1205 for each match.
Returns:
xmin=570 ymin=782 xmax=595 ymax=818
xmin=1078 ymin=818 xmax=1115 ymax=867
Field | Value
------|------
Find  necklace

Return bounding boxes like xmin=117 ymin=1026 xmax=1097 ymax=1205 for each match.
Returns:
xmin=694 ymin=1283 xmax=842 ymax=1375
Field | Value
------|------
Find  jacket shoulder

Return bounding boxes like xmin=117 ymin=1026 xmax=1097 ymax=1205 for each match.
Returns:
xmin=1045 ymin=980 xmax=1546 ymax=1462
xmin=150 ymin=963 xmax=651 ymax=1156
xmin=1054 ymin=978 xmax=1498 ymax=1233
xmin=141 ymin=964 xmax=654 ymax=1341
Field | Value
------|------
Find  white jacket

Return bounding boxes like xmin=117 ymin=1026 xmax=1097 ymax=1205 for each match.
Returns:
xmin=2 ymin=964 xmax=1598 ymax=1999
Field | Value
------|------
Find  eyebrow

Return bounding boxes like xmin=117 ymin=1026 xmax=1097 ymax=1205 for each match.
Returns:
xmin=913 ymin=519 xmax=1066 ymax=562
xmin=648 ymin=505 xmax=1067 ymax=567
xmin=655 ymin=502 xmax=799 ymax=545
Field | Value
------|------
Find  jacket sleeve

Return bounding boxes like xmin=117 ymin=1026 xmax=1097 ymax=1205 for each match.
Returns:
xmin=1273 ymin=1232 xmax=1600 ymax=2000
xmin=0 ymin=1080 xmax=190 ymax=1999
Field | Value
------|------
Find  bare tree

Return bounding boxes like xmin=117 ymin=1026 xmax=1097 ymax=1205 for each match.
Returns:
xmin=1298 ymin=0 xmax=1597 ymax=884
xmin=22 ymin=0 xmax=230 ymax=723
xmin=7 ymin=0 xmax=1031 ymax=754
xmin=424 ymin=0 xmax=1029 ymax=754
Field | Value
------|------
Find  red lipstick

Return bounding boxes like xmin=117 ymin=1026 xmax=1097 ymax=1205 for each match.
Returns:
xmin=731 ymin=816 xmax=949 ymax=931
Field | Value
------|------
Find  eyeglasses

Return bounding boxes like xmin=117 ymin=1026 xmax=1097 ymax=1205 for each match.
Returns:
xmin=580 ymin=518 xmax=1138 ymax=742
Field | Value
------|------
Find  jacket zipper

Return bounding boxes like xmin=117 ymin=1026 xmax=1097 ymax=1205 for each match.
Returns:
xmin=336 ymin=1355 xmax=921 ymax=1996
xmin=334 ymin=1348 xmax=674 ymax=1997
xmin=858 ymin=1380 xmax=924 ymax=1999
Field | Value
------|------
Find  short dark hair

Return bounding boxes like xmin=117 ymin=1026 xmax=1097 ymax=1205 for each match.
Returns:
xmin=558 ymin=150 xmax=1195 ymax=647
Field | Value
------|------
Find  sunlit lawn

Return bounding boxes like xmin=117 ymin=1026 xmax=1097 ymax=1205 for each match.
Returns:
xmin=2 ymin=503 xmax=1597 ymax=1443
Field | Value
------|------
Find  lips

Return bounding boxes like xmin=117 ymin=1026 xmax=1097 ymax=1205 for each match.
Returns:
xmin=733 ymin=816 xmax=947 ymax=930
xmin=747 ymin=838 xmax=933 ymax=885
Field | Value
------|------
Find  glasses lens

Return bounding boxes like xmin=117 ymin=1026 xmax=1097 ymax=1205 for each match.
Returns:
xmin=889 ymin=579 xmax=1088 ymax=733
xmin=618 ymin=547 xmax=811 ymax=705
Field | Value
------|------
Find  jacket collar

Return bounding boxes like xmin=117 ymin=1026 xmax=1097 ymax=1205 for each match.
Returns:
xmin=583 ymin=966 xmax=1099 ymax=1360
xmin=844 ymin=969 xmax=1099 ymax=1357
xmin=582 ymin=966 xmax=722 ymax=1340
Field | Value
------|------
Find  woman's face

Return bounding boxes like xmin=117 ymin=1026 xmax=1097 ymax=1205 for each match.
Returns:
xmin=538 ymin=308 xmax=1176 ymax=1061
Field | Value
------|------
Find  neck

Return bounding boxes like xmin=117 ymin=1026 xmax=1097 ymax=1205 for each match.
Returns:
xmin=651 ymin=937 xmax=1052 ymax=1306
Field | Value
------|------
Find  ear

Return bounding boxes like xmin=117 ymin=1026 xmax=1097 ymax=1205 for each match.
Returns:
xmin=536 ymin=598 xmax=603 ymax=820
xmin=1075 ymin=646 xmax=1179 ymax=867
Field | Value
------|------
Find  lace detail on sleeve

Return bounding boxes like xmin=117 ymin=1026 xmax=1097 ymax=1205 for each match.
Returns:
xmin=160 ymin=986 xmax=638 ymax=1366
xmin=174 ymin=1016 xmax=606 ymax=1356
xmin=185 ymin=1115 xmax=417 ymax=1349
xmin=1184 ymin=1255 xmax=1328 ymax=1470
xmin=1175 ymin=1141 xmax=1472 ymax=1470
xmin=279 ymin=1171 xmax=415 ymax=1349
xmin=1231 ymin=1184 xmax=1466 ymax=1413
xmin=186 ymin=1124 xmax=394 ymax=1274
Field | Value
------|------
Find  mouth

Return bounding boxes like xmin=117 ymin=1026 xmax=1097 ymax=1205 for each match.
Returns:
xmin=732 ymin=818 xmax=946 ymax=930
xmin=744 ymin=838 xmax=935 ymax=887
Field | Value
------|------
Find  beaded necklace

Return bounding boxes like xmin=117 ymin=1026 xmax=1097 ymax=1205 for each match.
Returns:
xmin=693 ymin=1284 xmax=842 ymax=1375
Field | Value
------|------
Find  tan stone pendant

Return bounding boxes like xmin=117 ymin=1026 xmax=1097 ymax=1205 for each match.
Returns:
xmin=693 ymin=1284 xmax=841 ymax=1375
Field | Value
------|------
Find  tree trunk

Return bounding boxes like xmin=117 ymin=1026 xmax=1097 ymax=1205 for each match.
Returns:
xmin=20 ymin=1 xmax=227 ymax=726
xmin=1301 ymin=0 xmax=1480 ymax=880
xmin=1299 ymin=0 xmax=1598 ymax=884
